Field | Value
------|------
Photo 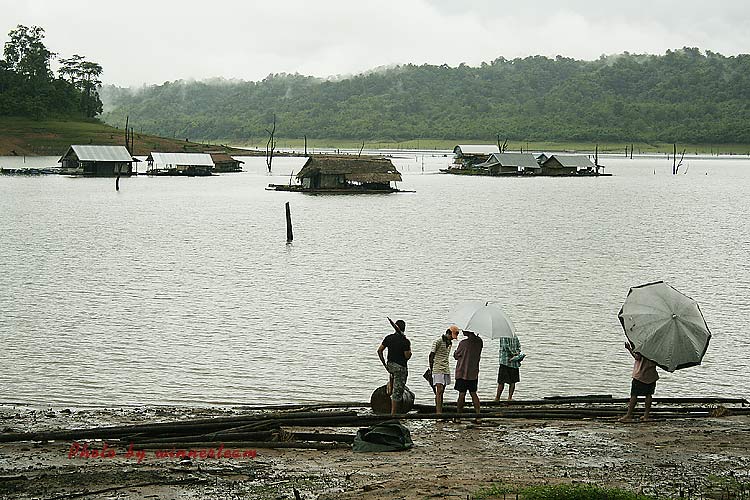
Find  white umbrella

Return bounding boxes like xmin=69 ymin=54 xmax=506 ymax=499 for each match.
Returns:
xmin=449 ymin=301 xmax=516 ymax=339
xmin=618 ymin=281 xmax=711 ymax=372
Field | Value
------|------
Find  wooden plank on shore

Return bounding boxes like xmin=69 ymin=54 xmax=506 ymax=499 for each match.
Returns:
xmin=134 ymin=440 xmax=350 ymax=450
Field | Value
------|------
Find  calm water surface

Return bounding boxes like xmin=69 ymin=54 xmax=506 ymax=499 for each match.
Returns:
xmin=1 ymin=153 xmax=748 ymax=407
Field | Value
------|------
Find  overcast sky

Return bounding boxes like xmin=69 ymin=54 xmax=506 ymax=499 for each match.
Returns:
xmin=2 ymin=0 xmax=748 ymax=87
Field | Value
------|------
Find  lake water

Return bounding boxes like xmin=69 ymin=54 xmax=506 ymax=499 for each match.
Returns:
xmin=1 ymin=152 xmax=749 ymax=408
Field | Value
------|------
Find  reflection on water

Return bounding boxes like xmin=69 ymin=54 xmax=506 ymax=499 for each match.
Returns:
xmin=1 ymin=154 xmax=749 ymax=407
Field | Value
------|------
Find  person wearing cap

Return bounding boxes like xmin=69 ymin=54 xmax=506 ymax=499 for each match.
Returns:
xmin=453 ymin=329 xmax=483 ymax=422
xmin=377 ymin=319 xmax=412 ymax=415
xmin=428 ymin=326 xmax=459 ymax=414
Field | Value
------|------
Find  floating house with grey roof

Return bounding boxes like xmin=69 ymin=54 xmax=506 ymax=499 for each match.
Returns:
xmin=474 ymin=152 xmax=542 ymax=175
xmin=540 ymin=154 xmax=595 ymax=176
xmin=146 ymin=152 xmax=215 ymax=176
xmin=452 ymin=144 xmax=500 ymax=168
xmin=58 ymin=145 xmax=135 ymax=177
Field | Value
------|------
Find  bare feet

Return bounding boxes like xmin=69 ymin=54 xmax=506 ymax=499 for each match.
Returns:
xmin=618 ymin=415 xmax=634 ymax=423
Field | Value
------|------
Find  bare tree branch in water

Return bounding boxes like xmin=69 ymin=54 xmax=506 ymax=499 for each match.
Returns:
xmin=265 ymin=114 xmax=276 ymax=173
xmin=672 ymin=143 xmax=686 ymax=174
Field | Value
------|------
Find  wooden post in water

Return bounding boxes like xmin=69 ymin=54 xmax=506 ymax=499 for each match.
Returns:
xmin=594 ymin=144 xmax=599 ymax=174
xmin=285 ymin=202 xmax=293 ymax=243
xmin=673 ymin=143 xmax=677 ymax=175
xmin=116 ymin=170 xmax=120 ymax=191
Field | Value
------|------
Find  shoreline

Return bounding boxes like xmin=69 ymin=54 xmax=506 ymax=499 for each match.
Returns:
xmin=2 ymin=401 xmax=749 ymax=499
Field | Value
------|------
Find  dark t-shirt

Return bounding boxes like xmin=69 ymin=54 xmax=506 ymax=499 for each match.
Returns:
xmin=382 ymin=332 xmax=411 ymax=367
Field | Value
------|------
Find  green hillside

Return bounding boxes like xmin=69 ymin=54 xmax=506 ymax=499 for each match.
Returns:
xmin=101 ymin=48 xmax=750 ymax=148
xmin=0 ymin=116 xmax=247 ymax=156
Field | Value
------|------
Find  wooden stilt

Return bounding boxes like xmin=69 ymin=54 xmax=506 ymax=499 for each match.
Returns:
xmin=285 ymin=202 xmax=293 ymax=242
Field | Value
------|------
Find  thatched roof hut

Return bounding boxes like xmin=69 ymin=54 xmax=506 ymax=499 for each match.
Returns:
xmin=296 ymin=156 xmax=402 ymax=190
xmin=209 ymin=152 xmax=243 ymax=173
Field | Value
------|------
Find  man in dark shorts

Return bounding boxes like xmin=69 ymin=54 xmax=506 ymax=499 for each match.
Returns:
xmin=377 ymin=319 xmax=412 ymax=415
xmin=453 ymin=329 xmax=483 ymax=421
xmin=620 ymin=340 xmax=659 ymax=422
xmin=495 ymin=335 xmax=522 ymax=401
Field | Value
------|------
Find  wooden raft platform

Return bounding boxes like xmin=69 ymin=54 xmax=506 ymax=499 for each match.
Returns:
xmin=1 ymin=396 xmax=746 ymax=449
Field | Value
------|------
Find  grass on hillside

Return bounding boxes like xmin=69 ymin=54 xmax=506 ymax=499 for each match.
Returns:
xmin=0 ymin=117 xmax=248 ymax=156
xmin=474 ymin=476 xmax=750 ymax=500
xmin=474 ymin=483 xmax=664 ymax=500
xmin=230 ymin=137 xmax=750 ymax=155
xmin=4 ymin=116 xmax=749 ymax=157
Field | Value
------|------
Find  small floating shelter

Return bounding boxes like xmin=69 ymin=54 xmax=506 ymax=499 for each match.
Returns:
xmin=268 ymin=155 xmax=406 ymax=193
xmin=474 ymin=152 xmax=541 ymax=175
xmin=58 ymin=145 xmax=134 ymax=177
xmin=146 ymin=152 xmax=215 ymax=176
xmin=540 ymin=154 xmax=595 ymax=176
xmin=209 ymin=152 xmax=243 ymax=173
xmin=452 ymin=144 xmax=500 ymax=168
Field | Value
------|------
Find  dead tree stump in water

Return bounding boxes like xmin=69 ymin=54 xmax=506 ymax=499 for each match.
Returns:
xmin=285 ymin=202 xmax=293 ymax=242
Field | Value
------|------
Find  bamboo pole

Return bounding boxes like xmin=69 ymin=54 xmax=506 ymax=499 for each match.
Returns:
xmin=134 ymin=440 xmax=350 ymax=450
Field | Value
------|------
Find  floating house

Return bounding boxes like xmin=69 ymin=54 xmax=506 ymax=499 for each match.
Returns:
xmin=474 ymin=152 xmax=541 ymax=175
xmin=146 ymin=152 xmax=215 ymax=176
xmin=58 ymin=145 xmax=134 ymax=177
xmin=268 ymin=155 xmax=405 ymax=193
xmin=209 ymin=152 xmax=243 ymax=173
xmin=540 ymin=154 xmax=595 ymax=176
xmin=452 ymin=144 xmax=500 ymax=168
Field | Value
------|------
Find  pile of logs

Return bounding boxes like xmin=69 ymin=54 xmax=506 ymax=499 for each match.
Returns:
xmin=1 ymin=396 xmax=746 ymax=450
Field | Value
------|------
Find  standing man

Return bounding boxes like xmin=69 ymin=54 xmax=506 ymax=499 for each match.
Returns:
xmin=620 ymin=340 xmax=659 ymax=423
xmin=495 ymin=335 xmax=523 ymax=402
xmin=377 ymin=319 xmax=412 ymax=415
xmin=429 ymin=326 xmax=458 ymax=414
xmin=453 ymin=329 xmax=483 ymax=422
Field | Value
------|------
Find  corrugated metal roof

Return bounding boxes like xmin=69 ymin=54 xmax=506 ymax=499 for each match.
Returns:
xmin=548 ymin=154 xmax=595 ymax=168
xmin=485 ymin=152 xmax=540 ymax=168
xmin=453 ymin=144 xmax=500 ymax=155
xmin=60 ymin=145 xmax=134 ymax=162
xmin=148 ymin=152 xmax=215 ymax=167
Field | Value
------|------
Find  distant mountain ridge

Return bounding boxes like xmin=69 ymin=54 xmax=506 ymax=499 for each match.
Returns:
xmin=100 ymin=48 xmax=750 ymax=145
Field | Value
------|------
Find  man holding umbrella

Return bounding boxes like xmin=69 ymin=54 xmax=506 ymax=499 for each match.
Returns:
xmin=617 ymin=281 xmax=712 ymax=423
xmin=619 ymin=341 xmax=659 ymax=422
xmin=453 ymin=329 xmax=483 ymax=422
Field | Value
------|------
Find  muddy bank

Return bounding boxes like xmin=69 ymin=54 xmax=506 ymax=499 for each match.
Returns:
xmin=1 ymin=404 xmax=749 ymax=499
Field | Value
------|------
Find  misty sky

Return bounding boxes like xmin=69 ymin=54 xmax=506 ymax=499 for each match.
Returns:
xmin=2 ymin=0 xmax=748 ymax=87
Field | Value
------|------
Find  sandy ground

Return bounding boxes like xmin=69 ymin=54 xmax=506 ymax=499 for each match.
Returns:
xmin=1 ymin=404 xmax=749 ymax=499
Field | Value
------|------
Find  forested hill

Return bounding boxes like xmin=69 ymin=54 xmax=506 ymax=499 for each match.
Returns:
xmin=101 ymin=48 xmax=750 ymax=145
